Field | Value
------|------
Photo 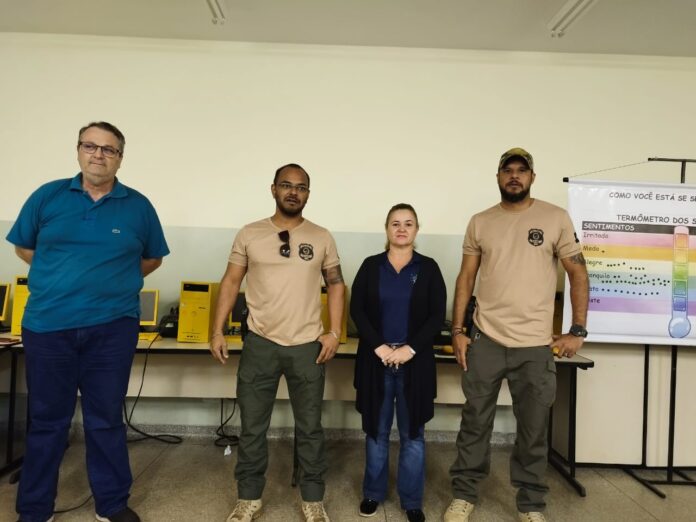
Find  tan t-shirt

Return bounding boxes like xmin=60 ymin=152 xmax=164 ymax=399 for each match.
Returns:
xmin=229 ymin=218 xmax=340 ymax=346
xmin=464 ymin=199 xmax=581 ymax=348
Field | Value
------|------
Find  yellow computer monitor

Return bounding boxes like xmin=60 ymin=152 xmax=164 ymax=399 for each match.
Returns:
xmin=0 ymin=283 xmax=9 ymax=323
xmin=139 ymin=289 xmax=159 ymax=327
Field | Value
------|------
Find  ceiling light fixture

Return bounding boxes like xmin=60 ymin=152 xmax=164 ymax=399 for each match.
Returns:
xmin=205 ymin=0 xmax=227 ymax=25
xmin=547 ymin=0 xmax=599 ymax=38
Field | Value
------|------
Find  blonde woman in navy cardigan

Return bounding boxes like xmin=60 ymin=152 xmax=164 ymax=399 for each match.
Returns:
xmin=351 ymin=203 xmax=447 ymax=521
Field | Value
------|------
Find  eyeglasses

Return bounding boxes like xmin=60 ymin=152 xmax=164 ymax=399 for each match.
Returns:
xmin=278 ymin=230 xmax=290 ymax=258
xmin=78 ymin=141 xmax=121 ymax=158
xmin=276 ymin=181 xmax=309 ymax=194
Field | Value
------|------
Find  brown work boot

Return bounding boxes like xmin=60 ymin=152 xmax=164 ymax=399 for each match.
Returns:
xmin=226 ymin=499 xmax=262 ymax=522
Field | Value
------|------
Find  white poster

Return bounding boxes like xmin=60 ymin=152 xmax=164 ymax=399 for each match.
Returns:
xmin=564 ymin=180 xmax=696 ymax=345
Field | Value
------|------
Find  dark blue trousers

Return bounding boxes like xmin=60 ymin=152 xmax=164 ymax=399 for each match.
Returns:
xmin=17 ymin=317 xmax=139 ymax=522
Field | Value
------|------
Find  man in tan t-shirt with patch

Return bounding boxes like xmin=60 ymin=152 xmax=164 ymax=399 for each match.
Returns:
xmin=444 ymin=148 xmax=589 ymax=522
xmin=210 ymin=163 xmax=345 ymax=522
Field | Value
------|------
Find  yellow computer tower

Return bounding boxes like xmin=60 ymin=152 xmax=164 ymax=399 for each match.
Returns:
xmin=11 ymin=276 xmax=29 ymax=336
xmin=0 ymin=282 xmax=10 ymax=325
xmin=320 ymin=285 xmax=348 ymax=343
xmin=177 ymin=281 xmax=220 ymax=343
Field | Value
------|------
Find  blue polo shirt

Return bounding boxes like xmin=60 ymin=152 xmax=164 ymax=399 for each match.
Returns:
xmin=6 ymin=174 xmax=170 ymax=333
xmin=379 ymin=251 xmax=420 ymax=344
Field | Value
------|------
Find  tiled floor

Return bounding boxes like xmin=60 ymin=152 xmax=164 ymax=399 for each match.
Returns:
xmin=2 ymin=437 xmax=695 ymax=521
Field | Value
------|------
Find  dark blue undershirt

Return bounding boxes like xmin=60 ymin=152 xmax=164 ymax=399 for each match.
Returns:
xmin=379 ymin=252 xmax=420 ymax=345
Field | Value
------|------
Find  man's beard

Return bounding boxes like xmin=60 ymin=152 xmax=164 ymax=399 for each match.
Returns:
xmin=276 ymin=198 xmax=305 ymax=217
xmin=499 ymin=185 xmax=530 ymax=203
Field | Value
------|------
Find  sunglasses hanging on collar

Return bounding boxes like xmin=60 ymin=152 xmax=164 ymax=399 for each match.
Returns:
xmin=278 ymin=230 xmax=290 ymax=258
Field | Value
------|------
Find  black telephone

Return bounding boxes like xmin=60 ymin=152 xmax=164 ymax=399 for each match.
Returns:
xmin=158 ymin=307 xmax=179 ymax=338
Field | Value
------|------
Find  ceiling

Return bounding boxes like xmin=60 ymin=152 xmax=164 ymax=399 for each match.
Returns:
xmin=1 ymin=0 xmax=695 ymax=58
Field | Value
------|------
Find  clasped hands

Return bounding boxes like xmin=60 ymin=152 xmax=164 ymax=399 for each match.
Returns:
xmin=374 ymin=344 xmax=414 ymax=369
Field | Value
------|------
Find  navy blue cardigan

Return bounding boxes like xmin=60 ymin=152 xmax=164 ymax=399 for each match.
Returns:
xmin=351 ymin=251 xmax=447 ymax=439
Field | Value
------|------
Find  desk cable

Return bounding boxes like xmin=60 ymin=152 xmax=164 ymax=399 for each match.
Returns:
xmin=53 ymin=490 xmax=94 ymax=515
xmin=52 ymin=438 xmax=158 ymax=516
xmin=124 ymin=333 xmax=182 ymax=445
xmin=124 ymin=334 xmax=240 ymax=447
xmin=215 ymin=398 xmax=240 ymax=448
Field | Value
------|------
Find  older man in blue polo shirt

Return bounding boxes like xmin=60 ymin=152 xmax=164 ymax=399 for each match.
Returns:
xmin=6 ymin=121 xmax=169 ymax=522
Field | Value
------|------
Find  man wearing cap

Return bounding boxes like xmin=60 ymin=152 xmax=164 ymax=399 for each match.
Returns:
xmin=444 ymin=148 xmax=589 ymax=522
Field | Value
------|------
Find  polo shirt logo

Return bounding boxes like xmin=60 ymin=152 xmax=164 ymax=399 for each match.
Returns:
xmin=528 ymin=228 xmax=544 ymax=247
xmin=298 ymin=243 xmax=314 ymax=261
xmin=112 ymin=228 xmax=121 ymax=234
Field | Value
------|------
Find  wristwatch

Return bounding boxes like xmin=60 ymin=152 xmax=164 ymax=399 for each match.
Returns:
xmin=569 ymin=324 xmax=588 ymax=338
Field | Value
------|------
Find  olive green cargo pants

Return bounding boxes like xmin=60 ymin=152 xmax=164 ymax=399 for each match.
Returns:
xmin=235 ymin=332 xmax=327 ymax=502
xmin=450 ymin=326 xmax=557 ymax=513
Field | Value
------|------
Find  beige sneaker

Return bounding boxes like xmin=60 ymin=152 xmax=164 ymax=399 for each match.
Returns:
xmin=226 ymin=499 xmax=263 ymax=522
xmin=301 ymin=501 xmax=330 ymax=522
xmin=518 ymin=512 xmax=547 ymax=522
xmin=444 ymin=499 xmax=475 ymax=521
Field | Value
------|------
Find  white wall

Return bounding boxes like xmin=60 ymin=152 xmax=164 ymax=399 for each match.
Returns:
xmin=1 ymin=33 xmax=695 ymax=231
xmin=2 ymin=32 xmax=696 ymax=463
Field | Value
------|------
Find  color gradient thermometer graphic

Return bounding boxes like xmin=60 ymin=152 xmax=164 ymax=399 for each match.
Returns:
xmin=668 ymin=225 xmax=691 ymax=338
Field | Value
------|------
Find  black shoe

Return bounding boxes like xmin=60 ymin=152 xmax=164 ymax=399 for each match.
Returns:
xmin=359 ymin=498 xmax=379 ymax=517
xmin=96 ymin=507 xmax=141 ymax=522
xmin=406 ymin=509 xmax=425 ymax=522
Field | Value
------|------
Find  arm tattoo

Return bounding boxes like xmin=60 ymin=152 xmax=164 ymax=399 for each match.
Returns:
xmin=568 ymin=253 xmax=586 ymax=266
xmin=322 ymin=265 xmax=344 ymax=285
